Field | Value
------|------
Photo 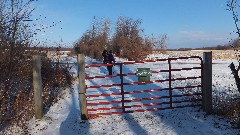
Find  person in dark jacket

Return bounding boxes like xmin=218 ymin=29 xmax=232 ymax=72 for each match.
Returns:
xmin=102 ymin=50 xmax=109 ymax=64
xmin=107 ymin=50 xmax=116 ymax=75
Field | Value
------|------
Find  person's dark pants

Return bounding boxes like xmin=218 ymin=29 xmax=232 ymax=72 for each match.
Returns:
xmin=107 ymin=65 xmax=113 ymax=75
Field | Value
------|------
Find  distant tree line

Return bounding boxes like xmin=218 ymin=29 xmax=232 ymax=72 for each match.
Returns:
xmin=168 ymin=38 xmax=240 ymax=51
xmin=196 ymin=38 xmax=240 ymax=50
xmin=74 ymin=17 xmax=167 ymax=61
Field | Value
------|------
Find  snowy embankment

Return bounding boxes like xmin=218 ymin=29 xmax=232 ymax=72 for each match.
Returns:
xmin=7 ymin=52 xmax=240 ymax=135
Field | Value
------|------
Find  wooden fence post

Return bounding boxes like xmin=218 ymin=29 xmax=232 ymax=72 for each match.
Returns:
xmin=33 ymin=55 xmax=43 ymax=119
xmin=202 ymin=52 xmax=213 ymax=114
xmin=78 ymin=54 xmax=87 ymax=120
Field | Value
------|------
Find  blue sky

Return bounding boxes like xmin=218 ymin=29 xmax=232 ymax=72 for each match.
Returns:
xmin=32 ymin=0 xmax=236 ymax=49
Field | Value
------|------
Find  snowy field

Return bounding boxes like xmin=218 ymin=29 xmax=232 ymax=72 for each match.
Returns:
xmin=3 ymin=51 xmax=240 ymax=135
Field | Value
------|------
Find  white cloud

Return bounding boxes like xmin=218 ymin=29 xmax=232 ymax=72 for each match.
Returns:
xmin=177 ymin=30 xmax=227 ymax=42
xmin=167 ymin=30 xmax=232 ymax=49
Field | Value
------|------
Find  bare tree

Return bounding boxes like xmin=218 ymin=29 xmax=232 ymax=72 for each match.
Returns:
xmin=0 ymin=0 xmax=35 ymax=87
xmin=75 ymin=16 xmax=167 ymax=61
xmin=111 ymin=17 xmax=150 ymax=60
xmin=75 ymin=17 xmax=111 ymax=60
xmin=227 ymin=0 xmax=240 ymax=37
xmin=0 ymin=1 xmax=73 ymax=132
xmin=227 ymin=0 xmax=240 ymax=92
xmin=226 ymin=0 xmax=240 ymax=127
xmin=0 ymin=0 xmax=36 ymax=131
xmin=146 ymin=34 xmax=167 ymax=53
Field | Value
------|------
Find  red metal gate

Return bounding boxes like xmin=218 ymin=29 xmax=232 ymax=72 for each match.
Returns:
xmin=85 ymin=56 xmax=203 ymax=117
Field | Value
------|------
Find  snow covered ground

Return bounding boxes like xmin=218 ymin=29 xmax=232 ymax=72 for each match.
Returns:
xmin=5 ymin=52 xmax=240 ymax=135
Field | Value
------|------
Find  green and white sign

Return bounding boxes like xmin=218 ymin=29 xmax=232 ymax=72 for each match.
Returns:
xmin=136 ymin=68 xmax=152 ymax=77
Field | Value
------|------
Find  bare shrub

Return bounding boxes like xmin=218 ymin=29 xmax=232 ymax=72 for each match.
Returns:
xmin=213 ymin=98 xmax=240 ymax=127
xmin=222 ymin=99 xmax=240 ymax=126
xmin=75 ymin=16 xmax=167 ymax=61
xmin=0 ymin=47 xmax=74 ymax=132
xmin=111 ymin=17 xmax=152 ymax=61
xmin=0 ymin=0 xmax=74 ymax=133
xmin=74 ymin=17 xmax=110 ymax=60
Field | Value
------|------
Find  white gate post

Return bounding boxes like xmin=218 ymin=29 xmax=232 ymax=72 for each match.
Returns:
xmin=78 ymin=54 xmax=87 ymax=120
xmin=202 ymin=52 xmax=213 ymax=114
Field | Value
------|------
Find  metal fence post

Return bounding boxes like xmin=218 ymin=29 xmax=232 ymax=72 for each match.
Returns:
xmin=119 ymin=63 xmax=125 ymax=113
xmin=202 ymin=52 xmax=212 ymax=114
xmin=168 ymin=59 xmax=173 ymax=109
xmin=78 ymin=54 xmax=87 ymax=120
xmin=33 ymin=55 xmax=43 ymax=119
